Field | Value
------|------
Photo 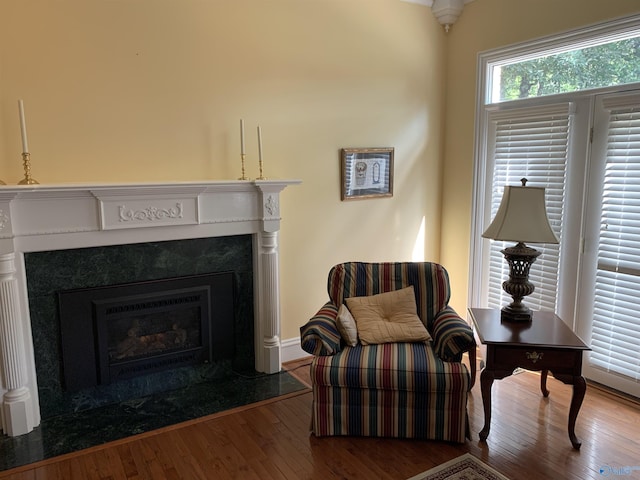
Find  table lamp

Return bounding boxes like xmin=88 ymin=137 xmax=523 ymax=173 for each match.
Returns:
xmin=482 ymin=178 xmax=559 ymax=322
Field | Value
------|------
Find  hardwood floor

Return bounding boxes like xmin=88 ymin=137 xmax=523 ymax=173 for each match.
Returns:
xmin=1 ymin=354 xmax=639 ymax=480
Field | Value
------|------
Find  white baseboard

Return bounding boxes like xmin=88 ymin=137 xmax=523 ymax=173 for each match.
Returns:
xmin=281 ymin=337 xmax=310 ymax=364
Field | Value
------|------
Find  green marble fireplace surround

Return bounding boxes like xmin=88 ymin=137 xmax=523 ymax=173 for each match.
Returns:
xmin=25 ymin=235 xmax=255 ymax=420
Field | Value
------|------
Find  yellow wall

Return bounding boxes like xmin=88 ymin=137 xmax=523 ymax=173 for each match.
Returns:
xmin=4 ymin=0 xmax=639 ymax=348
xmin=0 ymin=0 xmax=446 ymax=342
xmin=441 ymin=0 xmax=640 ymax=315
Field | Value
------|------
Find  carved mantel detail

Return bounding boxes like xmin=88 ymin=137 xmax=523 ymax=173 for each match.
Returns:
xmin=264 ymin=195 xmax=278 ymax=216
xmin=0 ymin=210 xmax=8 ymax=231
xmin=119 ymin=202 xmax=184 ymax=222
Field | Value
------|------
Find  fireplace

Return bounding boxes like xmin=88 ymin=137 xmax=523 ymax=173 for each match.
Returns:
xmin=0 ymin=179 xmax=300 ymax=436
xmin=26 ymin=236 xmax=254 ymax=420
xmin=58 ymin=272 xmax=235 ymax=391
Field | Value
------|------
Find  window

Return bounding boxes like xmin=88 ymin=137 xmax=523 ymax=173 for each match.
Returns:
xmin=471 ymin=14 xmax=640 ymax=398
xmin=492 ymin=36 xmax=640 ymax=102
xmin=576 ymin=93 xmax=640 ymax=392
xmin=485 ymin=104 xmax=570 ymax=313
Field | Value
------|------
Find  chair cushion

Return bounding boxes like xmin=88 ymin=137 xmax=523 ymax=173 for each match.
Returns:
xmin=345 ymin=286 xmax=431 ymax=345
xmin=311 ymin=342 xmax=469 ymax=393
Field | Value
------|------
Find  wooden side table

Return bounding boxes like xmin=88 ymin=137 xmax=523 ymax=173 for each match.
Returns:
xmin=469 ymin=308 xmax=590 ymax=449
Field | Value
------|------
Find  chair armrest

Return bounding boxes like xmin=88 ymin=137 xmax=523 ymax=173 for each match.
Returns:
xmin=432 ymin=306 xmax=476 ymax=362
xmin=300 ymin=301 xmax=342 ymax=356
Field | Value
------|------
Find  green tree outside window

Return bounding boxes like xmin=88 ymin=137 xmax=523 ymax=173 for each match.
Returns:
xmin=496 ymin=37 xmax=640 ymax=101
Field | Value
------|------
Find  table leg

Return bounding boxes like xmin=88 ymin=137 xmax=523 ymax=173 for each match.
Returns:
xmin=541 ymin=370 xmax=549 ymax=397
xmin=478 ymin=369 xmax=512 ymax=441
xmin=468 ymin=347 xmax=477 ymax=389
xmin=553 ymin=373 xmax=587 ymax=449
xmin=479 ymin=369 xmax=494 ymax=441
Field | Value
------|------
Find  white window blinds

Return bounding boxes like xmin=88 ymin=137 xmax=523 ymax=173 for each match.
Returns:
xmin=486 ymin=105 xmax=570 ymax=312
xmin=591 ymin=95 xmax=640 ymax=381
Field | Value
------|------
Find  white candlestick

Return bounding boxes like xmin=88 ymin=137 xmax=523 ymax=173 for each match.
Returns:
xmin=240 ymin=119 xmax=245 ymax=155
xmin=18 ymin=100 xmax=29 ymax=153
xmin=257 ymin=126 xmax=263 ymax=163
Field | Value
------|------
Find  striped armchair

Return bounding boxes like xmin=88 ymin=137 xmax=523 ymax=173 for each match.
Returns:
xmin=300 ymin=262 xmax=476 ymax=443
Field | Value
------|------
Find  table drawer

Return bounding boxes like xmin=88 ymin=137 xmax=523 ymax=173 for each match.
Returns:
xmin=490 ymin=346 xmax=582 ymax=374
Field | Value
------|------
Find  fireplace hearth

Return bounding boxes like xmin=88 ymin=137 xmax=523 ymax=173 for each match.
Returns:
xmin=58 ymin=272 xmax=235 ymax=391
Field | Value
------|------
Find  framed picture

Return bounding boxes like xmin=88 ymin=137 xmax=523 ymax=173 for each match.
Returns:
xmin=341 ymin=147 xmax=394 ymax=201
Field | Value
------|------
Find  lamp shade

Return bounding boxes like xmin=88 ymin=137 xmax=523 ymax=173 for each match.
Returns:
xmin=482 ymin=184 xmax=559 ymax=244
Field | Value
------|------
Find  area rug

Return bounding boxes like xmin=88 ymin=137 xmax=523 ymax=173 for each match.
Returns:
xmin=408 ymin=453 xmax=510 ymax=480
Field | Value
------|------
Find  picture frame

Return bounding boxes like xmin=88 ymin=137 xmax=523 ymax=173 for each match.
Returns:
xmin=341 ymin=147 xmax=394 ymax=201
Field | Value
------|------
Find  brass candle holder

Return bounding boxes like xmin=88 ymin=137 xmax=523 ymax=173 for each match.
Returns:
xmin=238 ymin=153 xmax=248 ymax=180
xmin=18 ymin=152 xmax=38 ymax=185
xmin=257 ymin=157 xmax=266 ymax=180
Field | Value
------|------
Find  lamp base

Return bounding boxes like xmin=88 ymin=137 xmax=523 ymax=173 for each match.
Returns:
xmin=500 ymin=241 xmax=540 ymax=323
xmin=501 ymin=304 xmax=532 ymax=322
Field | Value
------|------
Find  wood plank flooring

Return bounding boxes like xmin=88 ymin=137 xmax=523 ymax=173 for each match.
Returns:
xmin=1 ymin=354 xmax=638 ymax=480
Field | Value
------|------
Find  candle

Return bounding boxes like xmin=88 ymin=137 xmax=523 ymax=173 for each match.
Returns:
xmin=257 ymin=126 xmax=263 ymax=163
xmin=240 ymin=119 xmax=245 ymax=155
xmin=18 ymin=99 xmax=29 ymax=153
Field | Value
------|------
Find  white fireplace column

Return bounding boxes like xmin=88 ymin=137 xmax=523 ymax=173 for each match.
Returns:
xmin=0 ymin=253 xmax=36 ymax=436
xmin=254 ymin=183 xmax=286 ymax=374
xmin=257 ymin=231 xmax=281 ymax=373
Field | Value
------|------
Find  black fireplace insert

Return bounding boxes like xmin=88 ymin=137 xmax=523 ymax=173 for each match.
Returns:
xmin=58 ymin=272 xmax=235 ymax=391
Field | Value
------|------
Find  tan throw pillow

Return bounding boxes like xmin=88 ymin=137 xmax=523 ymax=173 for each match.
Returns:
xmin=337 ymin=304 xmax=358 ymax=346
xmin=345 ymin=286 xmax=431 ymax=345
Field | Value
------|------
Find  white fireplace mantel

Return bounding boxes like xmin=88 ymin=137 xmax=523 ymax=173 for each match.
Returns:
xmin=0 ymin=179 xmax=300 ymax=437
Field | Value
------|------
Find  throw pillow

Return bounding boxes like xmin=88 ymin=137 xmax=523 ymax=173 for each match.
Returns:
xmin=337 ymin=303 xmax=358 ymax=346
xmin=345 ymin=286 xmax=431 ymax=345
